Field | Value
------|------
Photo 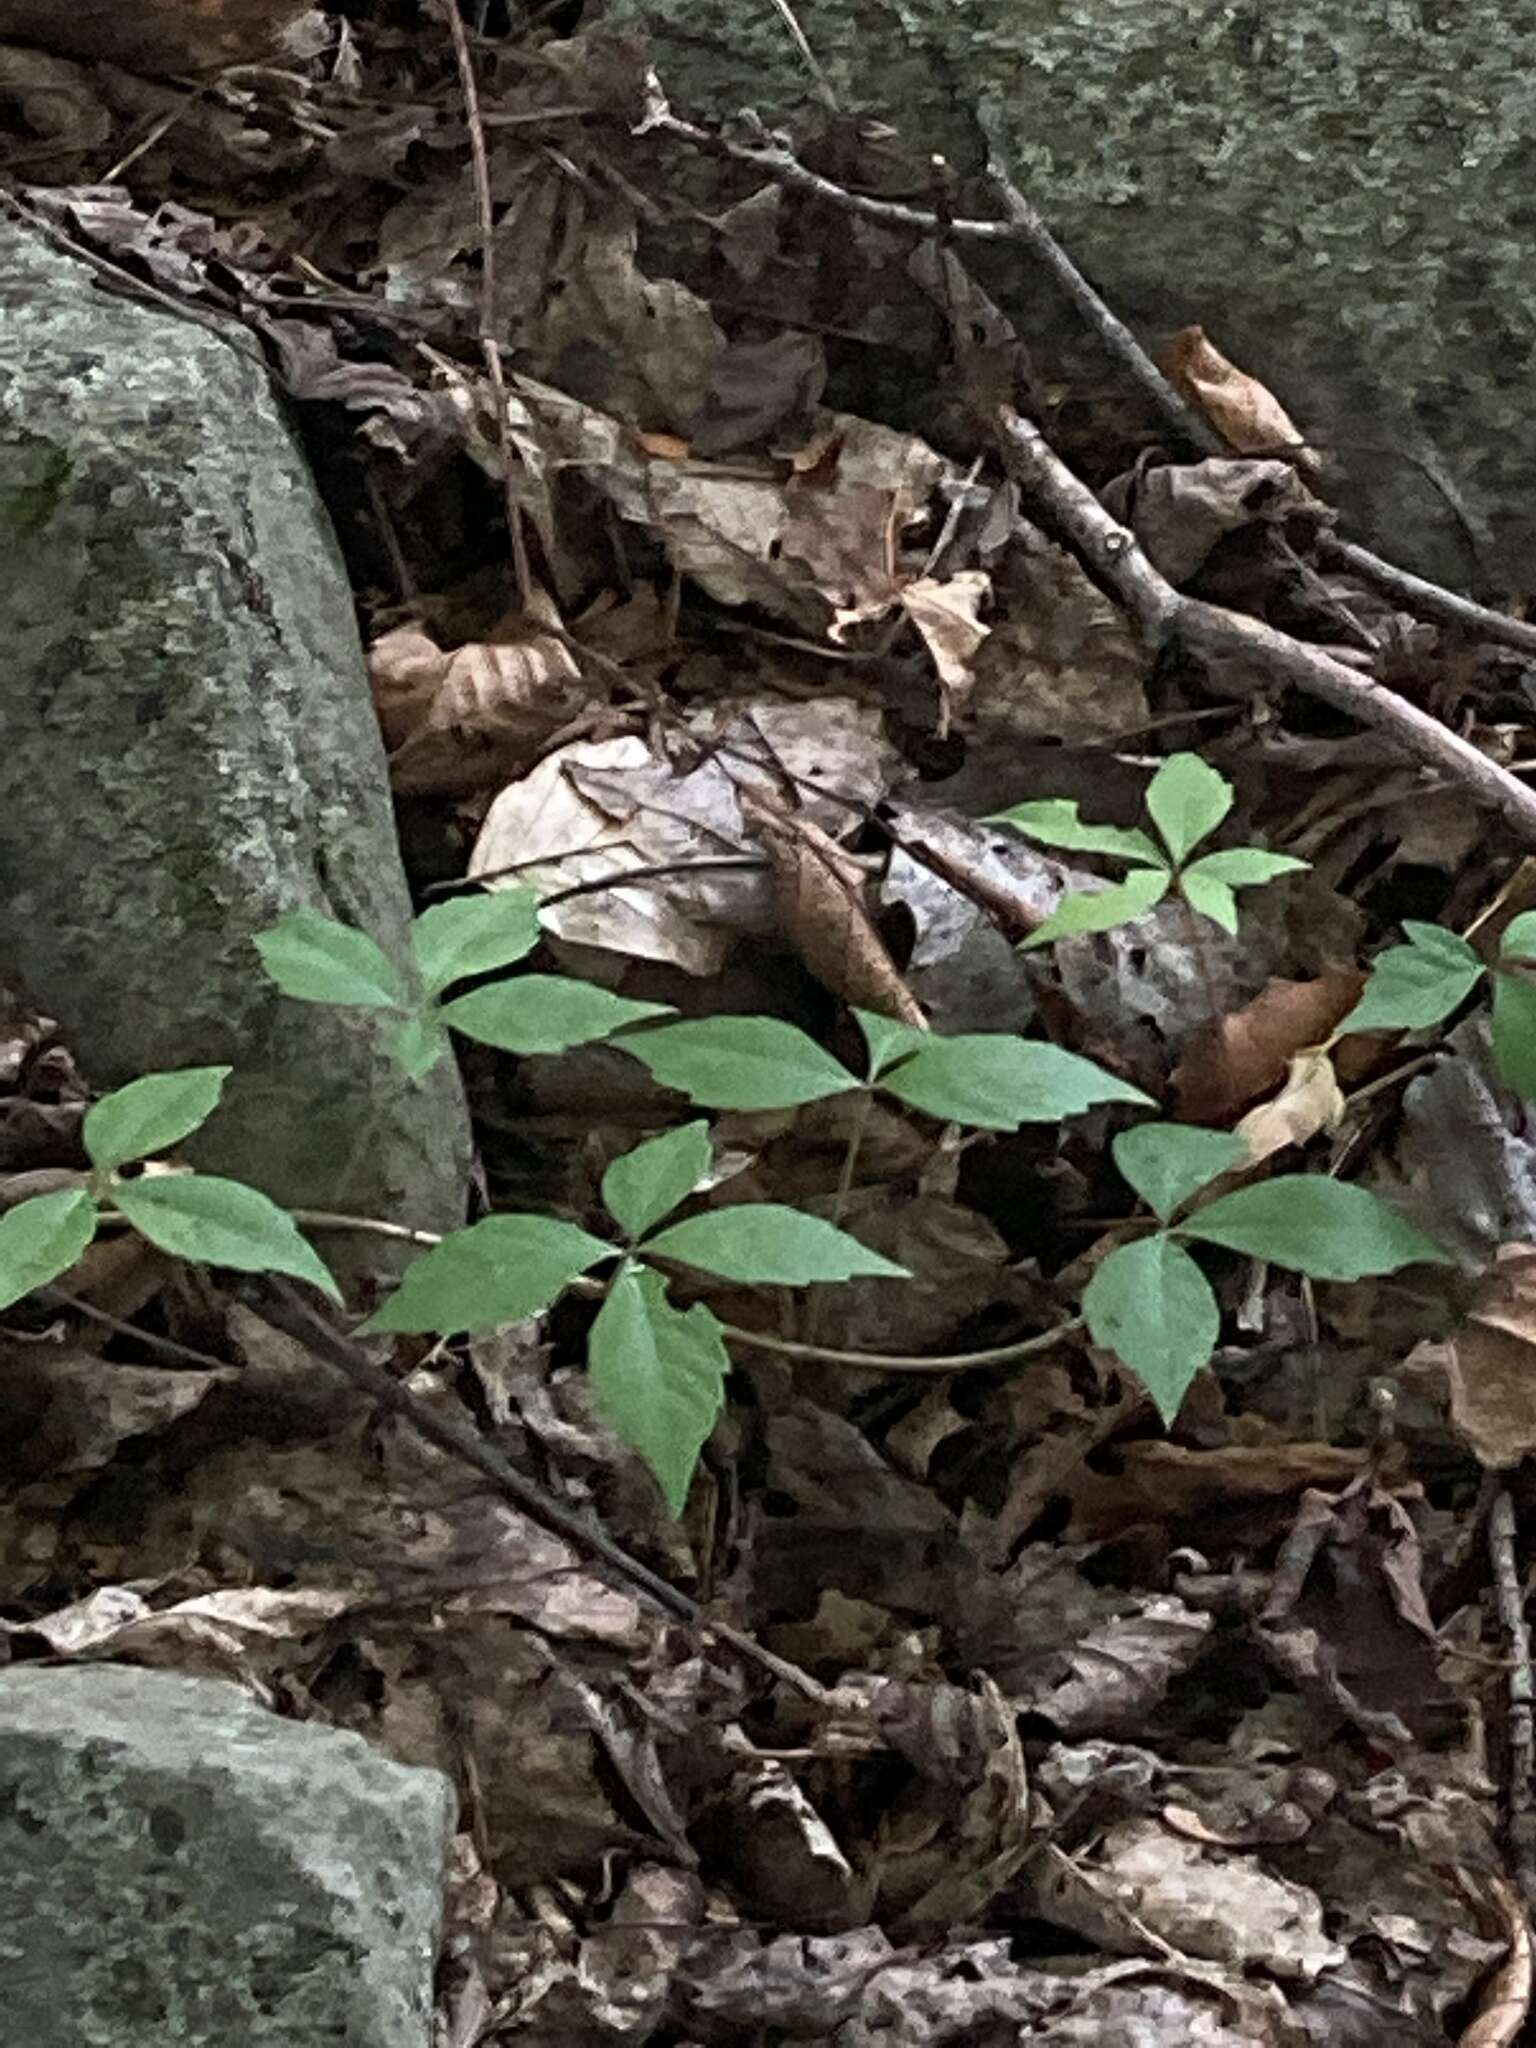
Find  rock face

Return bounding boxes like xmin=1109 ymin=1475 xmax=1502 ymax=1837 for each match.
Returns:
xmin=614 ymin=0 xmax=1534 ymax=593
xmin=0 ymin=1664 xmax=456 ymax=2046
xmin=0 ymin=219 xmax=471 ymax=1290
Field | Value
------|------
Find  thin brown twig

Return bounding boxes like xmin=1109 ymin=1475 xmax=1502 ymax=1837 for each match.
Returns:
xmin=993 ymin=406 xmax=1536 ymax=847
xmin=244 ymin=1276 xmax=827 ymax=1702
xmin=438 ymin=0 xmax=532 ymax=610
xmin=1489 ymin=1488 xmax=1536 ymax=1909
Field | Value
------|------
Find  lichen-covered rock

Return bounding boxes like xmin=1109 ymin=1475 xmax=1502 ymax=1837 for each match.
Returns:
xmin=0 ymin=219 xmax=470 ymax=1290
xmin=0 ymin=1664 xmax=455 ymax=2046
xmin=613 ymin=0 xmax=1534 ymax=592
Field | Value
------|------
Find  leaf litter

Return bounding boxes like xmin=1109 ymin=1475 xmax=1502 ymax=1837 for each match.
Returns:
xmin=0 ymin=5 xmax=1534 ymax=2041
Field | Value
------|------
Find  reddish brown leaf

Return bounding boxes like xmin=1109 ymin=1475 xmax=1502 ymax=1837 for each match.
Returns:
xmin=1161 ymin=325 xmax=1318 ymax=476
xmin=1172 ymin=972 xmax=1365 ymax=1123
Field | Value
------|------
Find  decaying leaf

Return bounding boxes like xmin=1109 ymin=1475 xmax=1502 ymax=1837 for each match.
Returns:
xmin=1161 ymin=325 xmax=1319 ymax=476
xmin=1406 ymin=1244 xmax=1536 ymax=1468
xmin=1234 ymin=1048 xmax=1346 ymax=1166
xmin=1173 ymin=973 xmax=1366 ymax=1123
xmin=0 ymin=0 xmax=318 ymax=73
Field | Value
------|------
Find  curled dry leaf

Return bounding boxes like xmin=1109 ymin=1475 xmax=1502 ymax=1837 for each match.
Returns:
xmin=1101 ymin=458 xmax=1324 ymax=585
xmin=369 ymin=603 xmax=586 ymax=797
xmin=747 ymin=794 xmax=926 ymax=1027
xmin=1234 ymin=1049 xmax=1345 ymax=1168
xmin=1173 ymin=973 xmax=1366 ymax=1124
xmin=0 ymin=0 xmax=319 ymax=73
xmin=1161 ymin=326 xmax=1319 ymax=478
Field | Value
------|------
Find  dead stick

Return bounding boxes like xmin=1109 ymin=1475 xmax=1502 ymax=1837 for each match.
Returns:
xmin=1490 ymin=1488 xmax=1536 ymax=1909
xmin=993 ymin=406 xmax=1536 ymax=848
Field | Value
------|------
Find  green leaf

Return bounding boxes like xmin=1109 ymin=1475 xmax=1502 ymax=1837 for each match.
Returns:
xmin=880 ymin=1034 xmax=1152 ymax=1130
xmin=1145 ymin=753 xmax=1233 ymax=865
xmin=1338 ymin=924 xmax=1484 ymax=1037
xmin=603 ymin=1123 xmax=712 ymax=1239
xmin=1181 ymin=847 xmax=1309 ymax=888
xmin=1491 ymin=970 xmax=1536 ymax=1099
xmin=361 ymin=1214 xmax=614 ymax=1334
xmin=855 ymin=1008 xmax=929 ymax=1081
xmin=645 ymin=1205 xmax=909 ymax=1283
xmin=385 ymin=1012 xmax=451 ymax=1080
xmin=1179 ymin=1177 xmax=1448 ymax=1280
xmin=616 ymin=1017 xmax=861 ymax=1110
xmin=1178 ymin=870 xmax=1239 ymax=933
xmin=985 ymin=798 xmax=1163 ymax=867
xmin=1082 ymin=1235 xmax=1219 ymax=1426
xmin=411 ymin=889 xmax=542 ymax=996
xmin=254 ymin=911 xmax=406 ymax=1009
xmin=588 ymin=1265 xmax=728 ymax=1516
xmin=0 ymin=1189 xmax=99 ymax=1311
xmin=1501 ymin=912 xmax=1536 ymax=965
xmin=441 ymin=977 xmax=673 ymax=1056
xmin=1113 ymin=1123 xmax=1246 ymax=1221
xmin=113 ymin=1174 xmax=341 ymax=1300
xmin=1021 ymin=867 xmax=1171 ymax=949
xmin=84 ymin=1067 xmax=231 ymax=1173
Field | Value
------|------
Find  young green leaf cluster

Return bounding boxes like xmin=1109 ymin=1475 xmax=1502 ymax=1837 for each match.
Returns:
xmin=989 ymin=753 xmax=1307 ymax=946
xmin=0 ymin=1067 xmax=338 ymax=1313
xmin=1338 ymin=913 xmax=1536 ymax=1098
xmin=255 ymin=890 xmax=671 ymax=1079
xmin=1083 ymin=1123 xmax=1447 ymax=1424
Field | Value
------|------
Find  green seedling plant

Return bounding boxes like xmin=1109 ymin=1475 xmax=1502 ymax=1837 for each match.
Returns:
xmin=1335 ymin=912 xmax=1536 ymax=1098
xmin=0 ymin=1065 xmax=340 ymax=1313
xmin=1082 ymin=1121 xmax=1449 ymax=1423
xmin=989 ymin=752 xmax=1308 ymax=947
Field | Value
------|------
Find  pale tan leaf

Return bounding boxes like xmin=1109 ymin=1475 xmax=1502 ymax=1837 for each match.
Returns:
xmin=1412 ymin=1246 xmax=1536 ymax=1469
xmin=1161 ymin=326 xmax=1318 ymax=476
xmin=897 ymin=571 xmax=991 ymax=703
xmin=1234 ymin=1050 xmax=1345 ymax=1167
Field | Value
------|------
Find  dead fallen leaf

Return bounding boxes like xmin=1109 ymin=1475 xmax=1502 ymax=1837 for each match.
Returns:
xmin=1173 ymin=973 xmax=1365 ymax=1123
xmin=1101 ymin=457 xmax=1323 ymax=584
xmin=1161 ymin=326 xmax=1318 ymax=477
xmin=1406 ymin=1245 xmax=1536 ymax=1468
xmin=1235 ymin=1049 xmax=1345 ymax=1167
xmin=0 ymin=0 xmax=317 ymax=72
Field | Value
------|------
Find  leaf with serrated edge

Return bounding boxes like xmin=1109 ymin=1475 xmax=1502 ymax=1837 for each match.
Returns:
xmin=855 ymin=1008 xmax=929 ymax=1081
xmin=440 ymin=977 xmax=672 ymax=1056
xmin=411 ymin=889 xmax=541 ymax=995
xmin=0 ymin=1189 xmax=98 ymax=1312
xmin=1492 ymin=972 xmax=1536 ymax=1099
xmin=361 ymin=1214 xmax=614 ymax=1333
xmin=1179 ymin=1176 xmax=1448 ymax=1279
xmin=986 ymin=798 xmax=1162 ymax=867
xmin=1179 ymin=871 xmax=1239 ymax=933
xmin=1113 ymin=1123 xmax=1246 ymax=1221
xmin=1338 ymin=926 xmax=1483 ymax=1037
xmin=254 ymin=911 xmax=405 ymax=1009
xmin=1083 ymin=1234 xmax=1219 ymax=1425
xmin=1146 ymin=753 xmax=1232 ymax=865
xmin=113 ymin=1175 xmax=340 ymax=1300
xmin=603 ymin=1123 xmax=712 ymax=1239
xmin=880 ymin=1035 xmax=1151 ymax=1130
xmin=645 ymin=1205 xmax=908 ymax=1283
xmin=588 ymin=1265 xmax=727 ymax=1515
xmin=84 ymin=1067 xmax=231 ymax=1173
xmin=1021 ymin=867 xmax=1170 ymax=950
xmin=615 ymin=1017 xmax=860 ymax=1110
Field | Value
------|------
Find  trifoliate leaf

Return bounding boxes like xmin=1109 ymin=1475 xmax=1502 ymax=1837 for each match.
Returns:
xmin=854 ymin=1008 xmax=929 ymax=1081
xmin=985 ymin=798 xmax=1162 ymax=867
xmin=1021 ymin=867 xmax=1171 ymax=949
xmin=1113 ymin=1122 xmax=1246 ymax=1221
xmin=1338 ymin=923 xmax=1483 ymax=1037
xmin=1491 ymin=970 xmax=1536 ymax=1100
xmin=0 ymin=1189 xmax=98 ymax=1311
xmin=880 ymin=1034 xmax=1152 ymax=1130
xmin=411 ymin=888 xmax=542 ymax=995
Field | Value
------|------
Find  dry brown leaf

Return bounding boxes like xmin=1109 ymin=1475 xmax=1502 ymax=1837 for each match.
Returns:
xmin=369 ymin=602 xmax=586 ymax=797
xmin=1410 ymin=1246 xmax=1536 ymax=1469
xmin=1456 ymin=1873 xmax=1531 ymax=2048
xmin=1173 ymin=972 xmax=1365 ymax=1123
xmin=748 ymin=797 xmax=926 ymax=1027
xmin=0 ymin=0 xmax=316 ymax=72
xmin=1161 ymin=325 xmax=1318 ymax=476
xmin=1234 ymin=1049 xmax=1345 ymax=1167
xmin=896 ymin=572 xmax=991 ymax=711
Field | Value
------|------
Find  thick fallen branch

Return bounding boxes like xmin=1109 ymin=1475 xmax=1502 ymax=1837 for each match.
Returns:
xmin=994 ymin=407 xmax=1536 ymax=847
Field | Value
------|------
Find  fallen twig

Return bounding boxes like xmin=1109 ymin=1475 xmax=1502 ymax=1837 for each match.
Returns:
xmin=993 ymin=407 xmax=1536 ymax=847
xmin=1489 ymin=1488 xmax=1536 ymax=1911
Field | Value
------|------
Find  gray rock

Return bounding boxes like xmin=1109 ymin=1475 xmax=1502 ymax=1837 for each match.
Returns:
xmin=0 ymin=219 xmax=471 ymax=1290
xmin=0 ymin=1663 xmax=455 ymax=2046
xmin=613 ymin=0 xmax=1534 ymax=592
